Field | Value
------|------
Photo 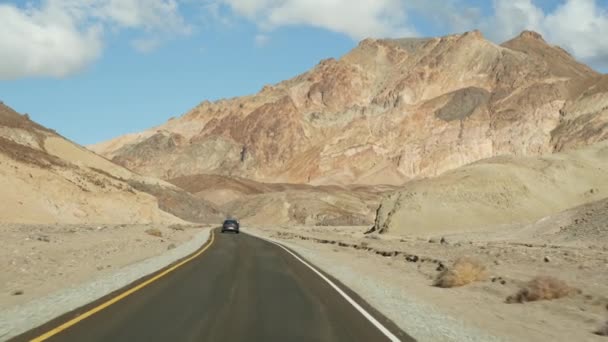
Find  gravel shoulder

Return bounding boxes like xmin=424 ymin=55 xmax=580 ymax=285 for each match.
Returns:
xmin=0 ymin=224 xmax=211 ymax=340
xmin=245 ymin=226 xmax=608 ymax=342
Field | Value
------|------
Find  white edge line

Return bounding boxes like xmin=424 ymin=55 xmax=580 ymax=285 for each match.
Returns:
xmin=251 ymin=233 xmax=401 ymax=342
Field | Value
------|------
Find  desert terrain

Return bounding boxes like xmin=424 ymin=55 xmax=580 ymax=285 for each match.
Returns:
xmin=241 ymin=142 xmax=608 ymax=341
xmin=0 ymin=223 xmax=208 ymax=309
xmin=0 ymin=104 xmax=220 ymax=339
xmin=1 ymin=29 xmax=608 ymax=341
xmin=247 ymin=217 xmax=608 ymax=341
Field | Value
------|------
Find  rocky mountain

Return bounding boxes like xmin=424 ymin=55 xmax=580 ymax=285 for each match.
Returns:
xmin=91 ymin=30 xmax=608 ymax=187
xmin=0 ymin=103 xmax=222 ymax=224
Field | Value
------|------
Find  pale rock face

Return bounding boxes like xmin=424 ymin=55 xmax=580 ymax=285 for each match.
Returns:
xmin=90 ymin=30 xmax=607 ymax=186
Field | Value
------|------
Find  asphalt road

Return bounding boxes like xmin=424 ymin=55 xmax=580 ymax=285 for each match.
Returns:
xmin=17 ymin=230 xmax=411 ymax=342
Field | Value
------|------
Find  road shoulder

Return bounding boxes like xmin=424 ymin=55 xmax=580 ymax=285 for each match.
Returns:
xmin=1 ymin=226 xmax=211 ymax=341
xmin=244 ymin=227 xmax=502 ymax=342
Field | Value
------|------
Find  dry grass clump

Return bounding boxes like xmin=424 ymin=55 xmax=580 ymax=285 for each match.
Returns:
xmin=506 ymin=276 xmax=579 ymax=303
xmin=599 ymin=326 xmax=608 ymax=337
xmin=169 ymin=224 xmax=185 ymax=231
xmin=434 ymin=257 xmax=486 ymax=288
xmin=596 ymin=321 xmax=608 ymax=336
xmin=145 ymin=228 xmax=163 ymax=238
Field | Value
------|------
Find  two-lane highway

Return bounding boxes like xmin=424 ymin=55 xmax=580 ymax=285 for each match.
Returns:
xmin=15 ymin=230 xmax=411 ymax=342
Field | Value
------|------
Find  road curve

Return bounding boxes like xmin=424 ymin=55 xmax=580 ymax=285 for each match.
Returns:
xmin=14 ymin=230 xmax=412 ymax=342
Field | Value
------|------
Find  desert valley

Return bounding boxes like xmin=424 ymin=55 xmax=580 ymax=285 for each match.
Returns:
xmin=2 ymin=29 xmax=608 ymax=341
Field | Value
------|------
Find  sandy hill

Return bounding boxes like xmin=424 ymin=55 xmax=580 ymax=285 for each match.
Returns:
xmin=168 ymin=174 xmax=392 ymax=226
xmin=373 ymin=141 xmax=608 ymax=236
xmin=0 ymin=103 xmax=223 ymax=224
xmin=459 ymin=195 xmax=608 ymax=247
xmin=91 ymin=30 xmax=607 ymax=186
xmin=525 ymin=196 xmax=608 ymax=246
xmin=223 ymin=189 xmax=382 ymax=226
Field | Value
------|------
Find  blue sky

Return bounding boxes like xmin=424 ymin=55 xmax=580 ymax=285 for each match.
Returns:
xmin=1 ymin=0 xmax=607 ymax=145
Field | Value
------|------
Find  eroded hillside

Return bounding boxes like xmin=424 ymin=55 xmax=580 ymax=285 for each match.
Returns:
xmin=92 ymin=30 xmax=607 ymax=186
xmin=0 ymin=103 xmax=222 ymax=224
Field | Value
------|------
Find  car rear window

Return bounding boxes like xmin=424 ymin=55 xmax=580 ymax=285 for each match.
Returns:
xmin=224 ymin=220 xmax=238 ymax=225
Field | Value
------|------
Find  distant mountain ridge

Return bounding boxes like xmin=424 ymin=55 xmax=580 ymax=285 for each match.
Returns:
xmin=90 ymin=30 xmax=608 ymax=186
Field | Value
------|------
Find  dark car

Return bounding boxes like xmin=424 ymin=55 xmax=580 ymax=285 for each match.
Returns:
xmin=221 ymin=219 xmax=240 ymax=234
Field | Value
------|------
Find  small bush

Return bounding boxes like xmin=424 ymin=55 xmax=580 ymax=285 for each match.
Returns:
xmin=434 ymin=257 xmax=486 ymax=288
xmin=145 ymin=228 xmax=163 ymax=238
xmin=169 ymin=224 xmax=185 ymax=231
xmin=506 ymin=276 xmax=578 ymax=303
xmin=595 ymin=321 xmax=608 ymax=336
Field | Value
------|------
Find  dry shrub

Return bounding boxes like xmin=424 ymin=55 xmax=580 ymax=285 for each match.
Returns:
xmin=434 ymin=257 xmax=486 ymax=288
xmin=169 ymin=224 xmax=185 ymax=231
xmin=506 ymin=276 xmax=578 ymax=303
xmin=596 ymin=321 xmax=608 ymax=336
xmin=145 ymin=228 xmax=163 ymax=238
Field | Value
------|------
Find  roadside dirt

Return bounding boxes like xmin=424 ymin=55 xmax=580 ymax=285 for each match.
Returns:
xmin=252 ymin=224 xmax=608 ymax=341
xmin=0 ymin=223 xmax=206 ymax=309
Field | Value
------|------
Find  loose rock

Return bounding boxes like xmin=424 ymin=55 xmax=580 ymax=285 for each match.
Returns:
xmin=405 ymin=255 xmax=419 ymax=263
xmin=36 ymin=235 xmax=50 ymax=242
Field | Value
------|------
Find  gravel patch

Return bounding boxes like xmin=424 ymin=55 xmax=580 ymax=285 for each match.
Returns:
xmin=245 ymin=228 xmax=502 ymax=342
xmin=0 ymin=228 xmax=210 ymax=341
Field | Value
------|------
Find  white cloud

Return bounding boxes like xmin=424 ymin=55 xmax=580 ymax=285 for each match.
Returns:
xmin=481 ymin=0 xmax=545 ymax=41
xmin=132 ymin=37 xmax=163 ymax=53
xmin=404 ymin=0 xmax=480 ymax=33
xmin=254 ymin=33 xmax=269 ymax=47
xmin=95 ymin=0 xmax=191 ymax=33
xmin=219 ymin=0 xmax=416 ymax=40
xmin=0 ymin=0 xmax=190 ymax=79
xmin=3 ymin=0 xmax=608 ymax=79
xmin=476 ymin=0 xmax=608 ymax=68
xmin=0 ymin=3 xmax=102 ymax=79
xmin=211 ymin=0 xmax=608 ymax=68
xmin=403 ymin=0 xmax=608 ymax=68
xmin=544 ymin=0 xmax=608 ymax=66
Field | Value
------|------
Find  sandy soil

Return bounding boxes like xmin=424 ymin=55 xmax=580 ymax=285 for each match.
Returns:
xmin=375 ymin=141 xmax=608 ymax=236
xmin=0 ymin=223 xmax=205 ymax=309
xmin=248 ymin=221 xmax=608 ymax=341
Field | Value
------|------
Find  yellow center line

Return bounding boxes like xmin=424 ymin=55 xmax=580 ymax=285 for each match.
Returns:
xmin=31 ymin=230 xmax=216 ymax=342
